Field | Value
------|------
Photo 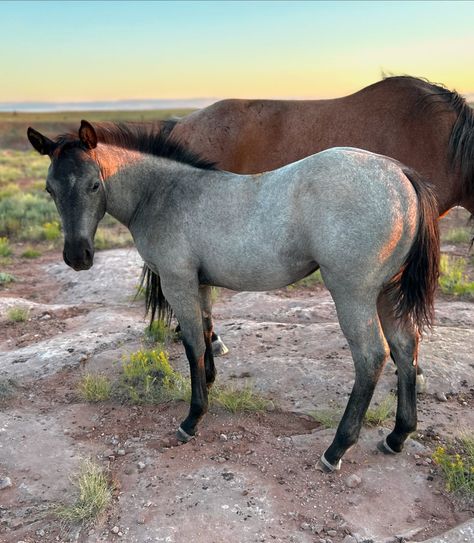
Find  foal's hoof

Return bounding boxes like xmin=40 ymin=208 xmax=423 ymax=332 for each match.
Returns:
xmin=377 ymin=436 xmax=400 ymax=455
xmin=317 ymin=453 xmax=342 ymax=473
xmin=212 ymin=335 xmax=229 ymax=357
xmin=176 ymin=426 xmax=195 ymax=443
xmin=416 ymin=373 xmax=427 ymax=395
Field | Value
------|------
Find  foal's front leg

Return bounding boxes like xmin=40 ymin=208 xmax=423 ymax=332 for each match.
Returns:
xmin=161 ymin=277 xmax=208 ymax=441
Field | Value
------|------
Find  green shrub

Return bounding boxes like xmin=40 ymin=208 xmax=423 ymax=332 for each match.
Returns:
xmin=442 ymin=227 xmax=472 ymax=244
xmin=78 ymin=374 xmax=112 ymax=402
xmin=433 ymin=434 xmax=474 ymax=498
xmin=119 ymin=349 xmax=189 ymax=404
xmin=309 ymin=409 xmax=340 ymax=428
xmin=0 ymin=192 xmax=58 ymax=239
xmin=0 ymin=272 xmax=15 ymax=284
xmin=7 ymin=306 xmax=29 ymax=322
xmin=439 ymin=255 xmax=474 ymax=297
xmin=42 ymin=220 xmax=61 ymax=241
xmin=0 ymin=237 xmax=12 ymax=257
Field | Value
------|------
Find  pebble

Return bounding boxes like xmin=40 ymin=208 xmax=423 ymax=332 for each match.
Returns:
xmin=0 ymin=477 xmax=12 ymax=490
xmin=117 ymin=449 xmax=126 ymax=456
xmin=342 ymin=536 xmax=357 ymax=543
xmin=219 ymin=433 xmax=228 ymax=441
xmin=326 ymin=530 xmax=337 ymax=537
xmin=435 ymin=391 xmax=448 ymax=402
xmin=137 ymin=515 xmax=146 ymax=525
xmin=111 ymin=526 xmax=120 ymax=534
xmin=137 ymin=461 xmax=146 ymax=470
xmin=345 ymin=474 xmax=362 ymax=488
xmin=103 ymin=449 xmax=114 ymax=458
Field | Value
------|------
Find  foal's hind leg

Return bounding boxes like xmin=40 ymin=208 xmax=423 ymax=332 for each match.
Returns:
xmin=199 ymin=286 xmax=217 ymax=387
xmin=377 ymin=295 xmax=419 ymax=454
xmin=320 ymin=288 xmax=390 ymax=471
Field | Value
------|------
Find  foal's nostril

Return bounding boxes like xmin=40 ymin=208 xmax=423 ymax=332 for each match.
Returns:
xmin=84 ymin=248 xmax=93 ymax=263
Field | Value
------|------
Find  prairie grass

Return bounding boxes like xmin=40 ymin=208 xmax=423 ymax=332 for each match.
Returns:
xmin=7 ymin=306 xmax=29 ymax=322
xmin=364 ymin=394 xmax=396 ymax=427
xmin=94 ymin=226 xmax=133 ymax=250
xmin=309 ymin=408 xmax=340 ymax=429
xmin=55 ymin=460 xmax=112 ymax=525
xmin=210 ymin=383 xmax=273 ymax=413
xmin=21 ymin=247 xmax=41 ymax=258
xmin=433 ymin=433 xmax=474 ymax=499
xmin=441 ymin=227 xmax=472 ymax=245
xmin=145 ymin=318 xmax=175 ymax=344
xmin=78 ymin=374 xmax=112 ymax=402
xmin=0 ymin=237 xmax=11 ymax=257
xmin=438 ymin=255 xmax=474 ymax=298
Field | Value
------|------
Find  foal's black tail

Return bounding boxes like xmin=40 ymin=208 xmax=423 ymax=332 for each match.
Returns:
xmin=138 ymin=265 xmax=173 ymax=327
xmin=385 ymin=168 xmax=440 ymax=332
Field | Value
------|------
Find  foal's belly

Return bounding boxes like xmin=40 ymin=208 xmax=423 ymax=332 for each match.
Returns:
xmin=199 ymin=257 xmax=319 ymax=291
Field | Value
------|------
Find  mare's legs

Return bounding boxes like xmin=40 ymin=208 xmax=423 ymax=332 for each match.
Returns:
xmin=320 ymin=286 xmax=390 ymax=471
xmin=199 ymin=286 xmax=217 ymax=387
xmin=161 ymin=276 xmax=208 ymax=441
xmin=377 ymin=293 xmax=419 ymax=453
xmin=378 ymin=292 xmax=426 ymax=393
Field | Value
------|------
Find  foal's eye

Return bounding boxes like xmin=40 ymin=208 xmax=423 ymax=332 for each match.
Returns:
xmin=91 ymin=181 xmax=100 ymax=192
xmin=45 ymin=186 xmax=55 ymax=198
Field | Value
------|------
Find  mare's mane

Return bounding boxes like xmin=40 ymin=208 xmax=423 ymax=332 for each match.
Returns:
xmin=382 ymin=76 xmax=474 ymax=198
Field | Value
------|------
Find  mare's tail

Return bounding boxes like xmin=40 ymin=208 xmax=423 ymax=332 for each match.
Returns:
xmin=385 ymin=168 xmax=440 ymax=332
xmin=138 ymin=266 xmax=173 ymax=326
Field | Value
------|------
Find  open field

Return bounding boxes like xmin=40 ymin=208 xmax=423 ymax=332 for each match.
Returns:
xmin=0 ymin=113 xmax=473 ymax=542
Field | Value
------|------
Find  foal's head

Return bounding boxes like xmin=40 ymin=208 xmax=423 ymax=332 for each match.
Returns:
xmin=27 ymin=121 xmax=105 ymax=271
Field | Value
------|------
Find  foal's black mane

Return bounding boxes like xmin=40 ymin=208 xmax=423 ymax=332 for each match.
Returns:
xmin=383 ymin=75 xmax=474 ymax=198
xmin=56 ymin=120 xmax=217 ymax=171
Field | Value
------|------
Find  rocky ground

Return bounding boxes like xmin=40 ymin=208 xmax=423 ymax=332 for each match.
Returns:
xmin=0 ymin=222 xmax=473 ymax=542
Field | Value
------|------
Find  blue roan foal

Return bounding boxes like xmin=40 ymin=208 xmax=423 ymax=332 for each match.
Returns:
xmin=27 ymin=121 xmax=439 ymax=472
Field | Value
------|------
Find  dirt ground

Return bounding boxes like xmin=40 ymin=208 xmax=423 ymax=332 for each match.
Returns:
xmin=0 ymin=211 xmax=473 ymax=543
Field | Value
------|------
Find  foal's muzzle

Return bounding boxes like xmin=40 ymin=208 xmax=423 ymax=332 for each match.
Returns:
xmin=63 ymin=238 xmax=94 ymax=271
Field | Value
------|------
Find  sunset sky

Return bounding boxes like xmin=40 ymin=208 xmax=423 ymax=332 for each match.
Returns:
xmin=1 ymin=0 xmax=473 ymax=104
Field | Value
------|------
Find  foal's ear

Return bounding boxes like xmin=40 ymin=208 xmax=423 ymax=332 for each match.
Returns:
xmin=79 ymin=120 xmax=98 ymax=149
xmin=27 ymin=127 xmax=55 ymax=156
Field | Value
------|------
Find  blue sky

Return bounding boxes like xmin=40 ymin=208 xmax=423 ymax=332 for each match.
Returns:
xmin=1 ymin=1 xmax=473 ymax=102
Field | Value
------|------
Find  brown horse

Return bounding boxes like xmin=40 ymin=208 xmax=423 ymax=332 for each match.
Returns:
xmin=168 ymin=75 xmax=474 ymax=216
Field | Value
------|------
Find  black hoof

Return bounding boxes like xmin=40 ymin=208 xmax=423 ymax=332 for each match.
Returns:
xmin=176 ymin=426 xmax=195 ymax=443
xmin=377 ymin=437 xmax=399 ymax=455
xmin=317 ymin=453 xmax=342 ymax=473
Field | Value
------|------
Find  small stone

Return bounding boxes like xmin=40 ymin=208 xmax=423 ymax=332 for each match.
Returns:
xmin=219 ymin=433 xmax=228 ymax=441
xmin=111 ymin=526 xmax=120 ymax=534
xmin=117 ymin=449 xmax=126 ymax=456
xmin=137 ymin=515 xmax=146 ymax=525
xmin=103 ymin=449 xmax=114 ymax=458
xmin=326 ymin=530 xmax=337 ymax=537
xmin=435 ymin=391 xmax=448 ymax=402
xmin=342 ymin=536 xmax=357 ymax=543
xmin=345 ymin=474 xmax=362 ymax=488
xmin=0 ymin=477 xmax=12 ymax=490
xmin=36 ymin=529 xmax=46 ymax=537
xmin=137 ymin=461 xmax=146 ymax=470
